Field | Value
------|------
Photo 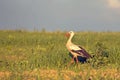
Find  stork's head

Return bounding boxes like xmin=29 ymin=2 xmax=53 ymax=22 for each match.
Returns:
xmin=65 ymin=31 xmax=75 ymax=38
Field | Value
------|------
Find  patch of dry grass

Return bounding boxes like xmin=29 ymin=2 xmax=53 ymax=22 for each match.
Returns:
xmin=0 ymin=71 xmax=11 ymax=79
xmin=0 ymin=68 xmax=119 ymax=80
xmin=22 ymin=68 xmax=120 ymax=80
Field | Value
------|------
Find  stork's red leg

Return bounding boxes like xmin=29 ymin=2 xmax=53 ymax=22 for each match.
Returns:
xmin=71 ymin=56 xmax=74 ymax=63
xmin=75 ymin=57 xmax=78 ymax=64
xmin=67 ymin=56 xmax=74 ymax=67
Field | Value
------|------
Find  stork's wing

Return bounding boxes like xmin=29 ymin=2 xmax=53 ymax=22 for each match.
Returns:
xmin=71 ymin=46 xmax=91 ymax=58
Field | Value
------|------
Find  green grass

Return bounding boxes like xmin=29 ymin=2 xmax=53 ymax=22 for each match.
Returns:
xmin=0 ymin=30 xmax=120 ymax=80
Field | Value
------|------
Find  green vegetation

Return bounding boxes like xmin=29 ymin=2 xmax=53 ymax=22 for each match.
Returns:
xmin=0 ymin=30 xmax=120 ymax=80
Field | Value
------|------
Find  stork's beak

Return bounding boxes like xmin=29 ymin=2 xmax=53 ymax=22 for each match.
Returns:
xmin=65 ymin=32 xmax=70 ymax=37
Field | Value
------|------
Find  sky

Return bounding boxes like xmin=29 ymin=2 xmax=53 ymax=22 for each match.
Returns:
xmin=0 ymin=0 xmax=120 ymax=31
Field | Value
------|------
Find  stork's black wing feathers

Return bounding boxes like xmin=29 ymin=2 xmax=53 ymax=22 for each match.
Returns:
xmin=71 ymin=46 xmax=91 ymax=58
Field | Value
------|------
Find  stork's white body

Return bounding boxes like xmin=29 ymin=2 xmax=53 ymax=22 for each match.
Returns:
xmin=66 ymin=41 xmax=84 ymax=57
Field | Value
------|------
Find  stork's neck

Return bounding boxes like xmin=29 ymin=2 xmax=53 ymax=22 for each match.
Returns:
xmin=67 ymin=34 xmax=74 ymax=44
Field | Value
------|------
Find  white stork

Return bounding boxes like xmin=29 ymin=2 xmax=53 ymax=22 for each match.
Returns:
xmin=65 ymin=31 xmax=91 ymax=66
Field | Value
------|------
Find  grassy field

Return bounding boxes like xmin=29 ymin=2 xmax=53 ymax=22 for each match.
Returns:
xmin=0 ymin=30 xmax=120 ymax=80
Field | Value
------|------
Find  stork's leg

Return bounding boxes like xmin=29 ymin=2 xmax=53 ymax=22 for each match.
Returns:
xmin=67 ymin=56 xmax=74 ymax=67
xmin=75 ymin=57 xmax=78 ymax=64
xmin=71 ymin=56 xmax=75 ymax=63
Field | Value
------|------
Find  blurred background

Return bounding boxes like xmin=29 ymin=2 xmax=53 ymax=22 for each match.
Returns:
xmin=0 ymin=0 xmax=120 ymax=31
